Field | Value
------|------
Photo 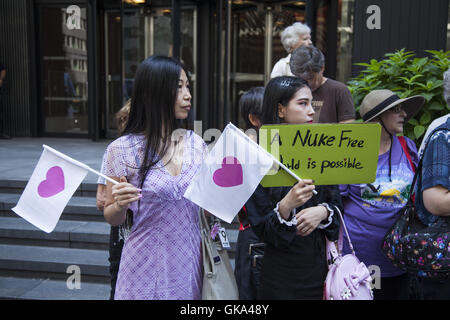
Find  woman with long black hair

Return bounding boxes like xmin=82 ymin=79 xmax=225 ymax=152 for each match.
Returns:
xmin=245 ymin=76 xmax=342 ymax=299
xmin=102 ymin=56 xmax=207 ymax=300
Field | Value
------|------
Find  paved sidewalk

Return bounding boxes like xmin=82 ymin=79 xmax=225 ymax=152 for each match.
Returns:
xmin=0 ymin=137 xmax=112 ymax=183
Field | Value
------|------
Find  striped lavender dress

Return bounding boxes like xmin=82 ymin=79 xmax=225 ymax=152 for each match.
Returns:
xmin=102 ymin=131 xmax=207 ymax=300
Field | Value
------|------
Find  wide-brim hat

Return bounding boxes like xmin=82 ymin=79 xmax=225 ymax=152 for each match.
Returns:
xmin=359 ymin=89 xmax=425 ymax=123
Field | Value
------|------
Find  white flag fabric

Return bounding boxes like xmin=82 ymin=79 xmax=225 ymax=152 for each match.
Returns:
xmin=184 ymin=123 xmax=274 ymax=223
xmin=12 ymin=145 xmax=89 ymax=233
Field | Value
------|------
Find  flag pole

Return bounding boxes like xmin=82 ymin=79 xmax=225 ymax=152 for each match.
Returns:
xmin=86 ymin=167 xmax=119 ymax=185
xmin=229 ymin=124 xmax=318 ymax=195
xmin=43 ymin=145 xmax=119 ymax=185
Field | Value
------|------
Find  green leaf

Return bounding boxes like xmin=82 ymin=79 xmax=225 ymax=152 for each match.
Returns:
xmin=354 ymin=63 xmax=371 ymax=67
xmin=399 ymin=76 xmax=410 ymax=82
xmin=430 ymin=80 xmax=443 ymax=90
xmin=414 ymin=83 xmax=428 ymax=89
xmin=410 ymin=74 xmax=424 ymax=82
xmin=398 ymin=90 xmax=412 ymax=98
xmin=415 ymin=57 xmax=428 ymax=69
xmin=408 ymin=118 xmax=419 ymax=126
xmin=422 ymin=93 xmax=434 ymax=102
xmin=429 ymin=102 xmax=444 ymax=111
xmin=419 ymin=112 xmax=431 ymax=125
xmin=414 ymin=125 xmax=425 ymax=139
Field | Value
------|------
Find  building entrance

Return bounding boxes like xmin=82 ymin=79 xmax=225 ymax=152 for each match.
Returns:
xmin=37 ymin=4 xmax=89 ymax=135
xmin=103 ymin=10 xmax=123 ymax=138
xmin=229 ymin=2 xmax=307 ymax=128
xmin=102 ymin=4 xmax=198 ymax=137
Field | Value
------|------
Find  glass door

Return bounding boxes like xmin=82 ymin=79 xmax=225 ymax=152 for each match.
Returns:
xmin=38 ymin=5 xmax=89 ymax=135
xmin=229 ymin=2 xmax=306 ymax=128
xmin=230 ymin=4 xmax=266 ymax=128
xmin=148 ymin=7 xmax=197 ymax=119
xmin=121 ymin=5 xmax=197 ymax=117
xmin=102 ymin=4 xmax=197 ymax=136
xmin=104 ymin=10 xmax=123 ymax=137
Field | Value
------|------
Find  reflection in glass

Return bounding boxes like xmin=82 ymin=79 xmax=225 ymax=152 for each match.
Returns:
xmin=106 ymin=12 xmax=123 ymax=132
xmin=123 ymin=10 xmax=145 ymax=104
xmin=336 ymin=0 xmax=354 ymax=83
xmin=40 ymin=7 xmax=88 ymax=134
xmin=230 ymin=4 xmax=305 ymax=127
xmin=231 ymin=7 xmax=265 ymax=128
xmin=122 ymin=7 xmax=196 ymax=110
xmin=234 ymin=9 xmax=265 ymax=74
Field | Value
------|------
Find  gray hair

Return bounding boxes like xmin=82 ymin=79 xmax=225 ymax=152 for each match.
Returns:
xmin=281 ymin=22 xmax=311 ymax=53
xmin=289 ymin=45 xmax=325 ymax=78
xmin=443 ymin=68 xmax=450 ymax=106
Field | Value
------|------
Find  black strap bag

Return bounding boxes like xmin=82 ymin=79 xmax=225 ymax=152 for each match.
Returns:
xmin=381 ymin=128 xmax=450 ymax=279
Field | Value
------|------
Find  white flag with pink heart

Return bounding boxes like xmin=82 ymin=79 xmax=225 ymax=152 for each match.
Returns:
xmin=12 ymin=145 xmax=90 ymax=233
xmin=184 ymin=123 xmax=274 ymax=223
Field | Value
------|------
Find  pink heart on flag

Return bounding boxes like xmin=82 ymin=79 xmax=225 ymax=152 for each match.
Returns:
xmin=38 ymin=166 xmax=65 ymax=198
xmin=213 ymin=157 xmax=243 ymax=188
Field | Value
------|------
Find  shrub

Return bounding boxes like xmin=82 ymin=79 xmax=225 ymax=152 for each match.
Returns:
xmin=347 ymin=49 xmax=450 ymax=145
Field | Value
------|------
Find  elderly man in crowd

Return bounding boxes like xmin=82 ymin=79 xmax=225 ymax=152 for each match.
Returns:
xmin=290 ymin=45 xmax=355 ymax=124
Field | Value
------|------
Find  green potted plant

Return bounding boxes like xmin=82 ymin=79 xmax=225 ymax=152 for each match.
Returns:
xmin=347 ymin=49 xmax=450 ymax=145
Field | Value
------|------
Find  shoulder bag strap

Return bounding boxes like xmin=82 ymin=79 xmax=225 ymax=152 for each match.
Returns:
xmin=334 ymin=205 xmax=356 ymax=256
xmin=325 ymin=204 xmax=356 ymax=259
xmin=406 ymin=127 xmax=449 ymax=203
xmin=398 ymin=136 xmax=415 ymax=173
xmin=398 ymin=136 xmax=416 ymax=202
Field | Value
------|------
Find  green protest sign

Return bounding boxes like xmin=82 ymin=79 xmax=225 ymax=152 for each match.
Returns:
xmin=259 ymin=123 xmax=381 ymax=186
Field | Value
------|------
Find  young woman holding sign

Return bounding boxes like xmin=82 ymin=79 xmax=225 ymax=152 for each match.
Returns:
xmin=245 ymin=76 xmax=343 ymax=299
xmin=102 ymin=56 xmax=207 ymax=299
xmin=339 ymin=89 xmax=425 ymax=300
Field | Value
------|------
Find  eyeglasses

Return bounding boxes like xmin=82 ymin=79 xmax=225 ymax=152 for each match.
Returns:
xmin=389 ymin=104 xmax=404 ymax=113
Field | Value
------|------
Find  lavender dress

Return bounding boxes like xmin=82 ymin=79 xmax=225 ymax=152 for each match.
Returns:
xmin=103 ymin=131 xmax=207 ymax=300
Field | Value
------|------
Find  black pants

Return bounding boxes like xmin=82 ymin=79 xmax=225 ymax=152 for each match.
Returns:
xmin=108 ymin=226 xmax=124 ymax=300
xmin=373 ymin=273 xmax=410 ymax=300
xmin=234 ymin=227 xmax=264 ymax=300
xmin=419 ymin=277 xmax=450 ymax=300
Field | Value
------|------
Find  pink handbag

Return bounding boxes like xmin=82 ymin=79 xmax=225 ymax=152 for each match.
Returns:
xmin=324 ymin=206 xmax=373 ymax=300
